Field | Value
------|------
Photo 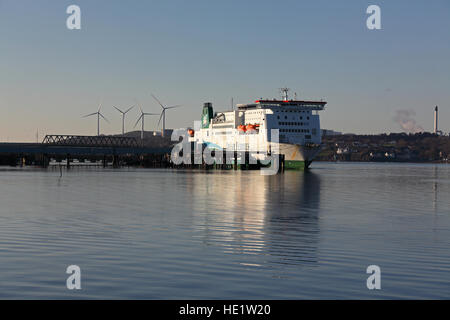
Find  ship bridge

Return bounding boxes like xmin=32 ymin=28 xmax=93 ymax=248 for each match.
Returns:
xmin=237 ymin=100 xmax=326 ymax=111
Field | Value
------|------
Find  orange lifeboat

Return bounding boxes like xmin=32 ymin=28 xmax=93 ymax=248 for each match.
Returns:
xmin=187 ymin=129 xmax=195 ymax=137
xmin=246 ymin=124 xmax=257 ymax=133
xmin=237 ymin=125 xmax=247 ymax=133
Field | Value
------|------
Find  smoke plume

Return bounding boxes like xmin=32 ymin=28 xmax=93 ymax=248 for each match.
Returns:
xmin=393 ymin=109 xmax=424 ymax=133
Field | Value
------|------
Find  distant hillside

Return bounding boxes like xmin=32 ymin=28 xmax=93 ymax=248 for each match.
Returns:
xmin=318 ymin=132 xmax=450 ymax=162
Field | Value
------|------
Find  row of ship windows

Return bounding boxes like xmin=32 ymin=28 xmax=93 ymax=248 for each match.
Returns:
xmin=280 ymin=134 xmax=312 ymax=140
xmin=277 ymin=116 xmax=310 ymax=120
xmin=275 ymin=110 xmax=310 ymax=113
xmin=279 ymin=121 xmax=309 ymax=126
xmin=280 ymin=129 xmax=310 ymax=133
xmin=212 ymin=129 xmax=310 ymax=134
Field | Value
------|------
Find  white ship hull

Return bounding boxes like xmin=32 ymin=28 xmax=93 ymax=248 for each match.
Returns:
xmin=278 ymin=143 xmax=322 ymax=169
xmin=191 ymin=93 xmax=327 ymax=170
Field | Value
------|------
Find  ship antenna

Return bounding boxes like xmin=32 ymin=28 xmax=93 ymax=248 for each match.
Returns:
xmin=280 ymin=87 xmax=290 ymax=101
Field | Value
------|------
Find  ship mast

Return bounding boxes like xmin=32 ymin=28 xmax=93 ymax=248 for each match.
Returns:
xmin=280 ymin=87 xmax=290 ymax=101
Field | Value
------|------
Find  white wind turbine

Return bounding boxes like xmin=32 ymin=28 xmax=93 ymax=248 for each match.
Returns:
xmin=151 ymin=94 xmax=181 ymax=137
xmin=113 ymin=105 xmax=134 ymax=135
xmin=133 ymin=100 xmax=158 ymax=141
xmin=83 ymin=101 xmax=109 ymax=136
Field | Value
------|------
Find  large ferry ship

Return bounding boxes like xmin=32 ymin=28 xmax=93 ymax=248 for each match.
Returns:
xmin=190 ymin=89 xmax=327 ymax=169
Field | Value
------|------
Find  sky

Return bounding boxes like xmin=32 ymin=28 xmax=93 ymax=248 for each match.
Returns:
xmin=0 ymin=0 xmax=449 ymax=141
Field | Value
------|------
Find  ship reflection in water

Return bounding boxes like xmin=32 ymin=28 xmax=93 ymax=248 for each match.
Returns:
xmin=187 ymin=171 xmax=321 ymax=270
xmin=1 ymin=164 xmax=449 ymax=299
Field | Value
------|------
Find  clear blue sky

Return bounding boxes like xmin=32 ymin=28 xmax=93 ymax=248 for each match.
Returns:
xmin=0 ymin=0 xmax=449 ymax=141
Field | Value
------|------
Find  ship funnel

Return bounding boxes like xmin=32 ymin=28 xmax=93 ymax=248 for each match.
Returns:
xmin=202 ymin=102 xmax=214 ymax=129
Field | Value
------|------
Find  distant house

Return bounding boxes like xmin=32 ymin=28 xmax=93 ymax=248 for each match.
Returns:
xmin=337 ymin=147 xmax=350 ymax=155
xmin=385 ymin=152 xmax=395 ymax=159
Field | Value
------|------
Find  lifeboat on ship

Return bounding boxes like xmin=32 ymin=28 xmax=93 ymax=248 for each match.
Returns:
xmin=246 ymin=124 xmax=257 ymax=133
xmin=237 ymin=125 xmax=247 ymax=133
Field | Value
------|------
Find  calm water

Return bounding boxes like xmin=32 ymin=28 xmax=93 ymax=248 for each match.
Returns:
xmin=0 ymin=163 xmax=449 ymax=299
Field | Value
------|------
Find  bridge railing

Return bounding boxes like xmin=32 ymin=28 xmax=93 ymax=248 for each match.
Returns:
xmin=42 ymin=135 xmax=139 ymax=148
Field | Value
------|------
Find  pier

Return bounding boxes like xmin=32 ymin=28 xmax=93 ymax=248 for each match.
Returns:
xmin=0 ymin=135 xmax=171 ymax=168
xmin=0 ymin=135 xmax=286 ymax=172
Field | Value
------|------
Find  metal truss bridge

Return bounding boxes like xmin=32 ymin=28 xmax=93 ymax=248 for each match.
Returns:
xmin=42 ymin=135 xmax=140 ymax=148
xmin=0 ymin=135 xmax=171 ymax=156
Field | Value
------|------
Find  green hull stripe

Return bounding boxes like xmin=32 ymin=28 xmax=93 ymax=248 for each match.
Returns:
xmin=284 ymin=160 xmax=310 ymax=170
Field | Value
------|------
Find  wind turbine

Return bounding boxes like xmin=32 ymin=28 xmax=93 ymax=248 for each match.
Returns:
xmin=151 ymin=94 xmax=181 ymax=137
xmin=83 ymin=102 xmax=109 ymax=136
xmin=113 ymin=105 xmax=134 ymax=135
xmin=134 ymin=101 xmax=158 ymax=141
